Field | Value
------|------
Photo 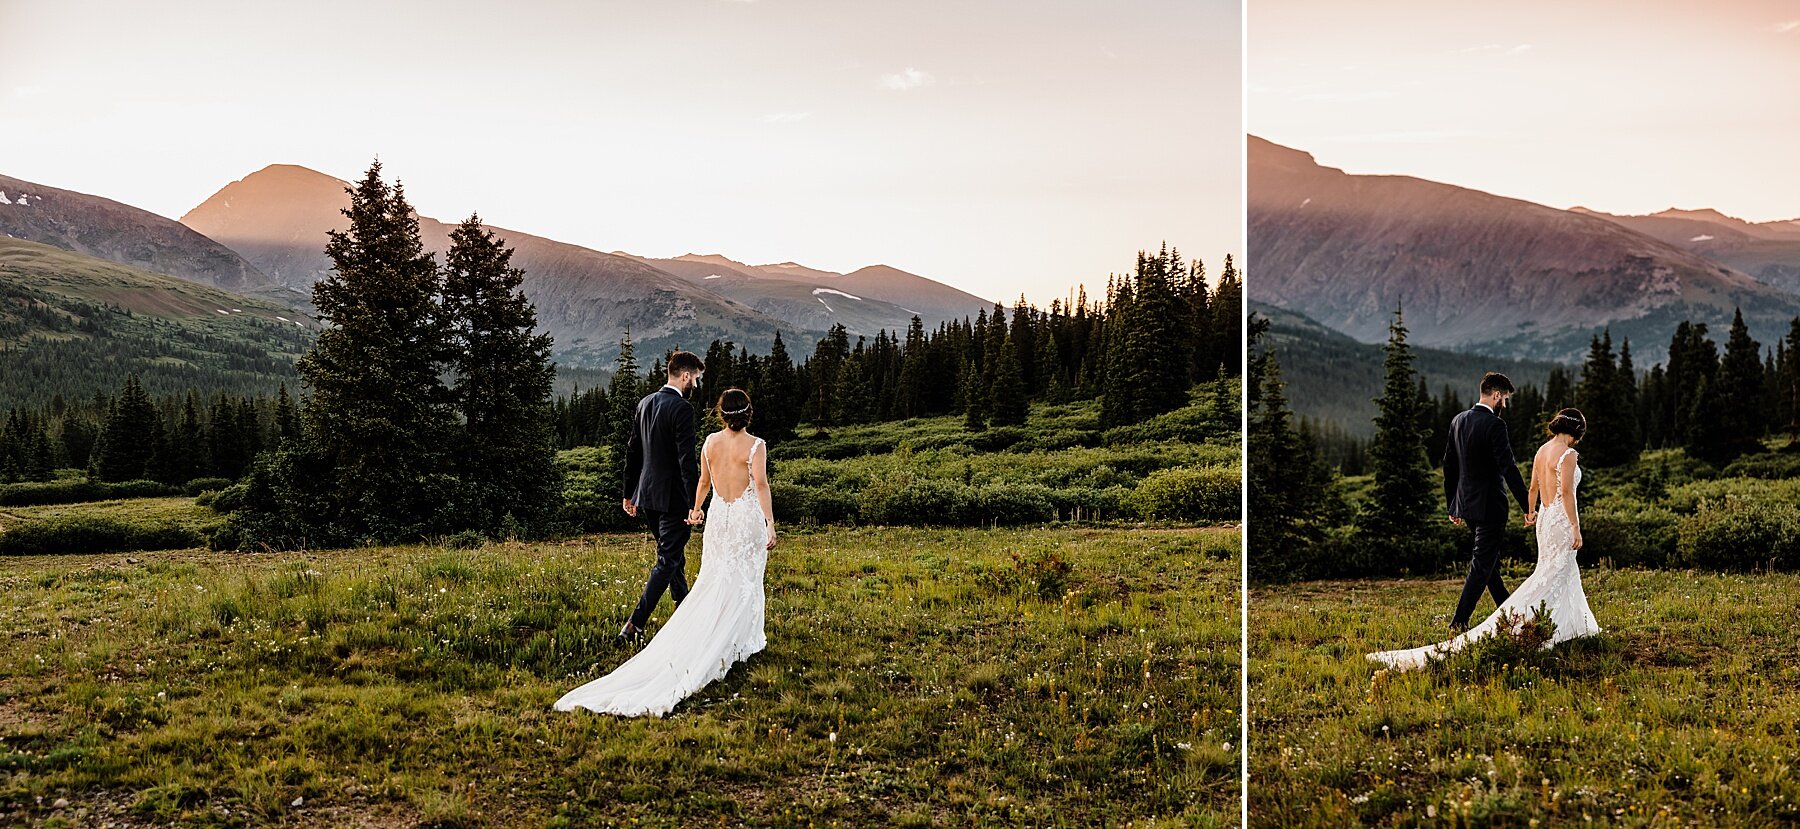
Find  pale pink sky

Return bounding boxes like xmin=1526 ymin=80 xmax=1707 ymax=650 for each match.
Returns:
xmin=1251 ymin=0 xmax=1800 ymax=222
xmin=0 ymin=0 xmax=1241 ymax=305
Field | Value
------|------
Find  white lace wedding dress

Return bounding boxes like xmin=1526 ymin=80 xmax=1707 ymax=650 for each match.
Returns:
xmin=1368 ymin=446 xmax=1601 ymax=670
xmin=555 ymin=438 xmax=769 ymax=716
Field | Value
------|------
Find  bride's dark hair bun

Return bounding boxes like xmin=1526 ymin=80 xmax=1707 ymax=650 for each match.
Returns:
xmin=1546 ymin=407 xmax=1587 ymax=441
xmin=716 ymin=388 xmax=753 ymax=431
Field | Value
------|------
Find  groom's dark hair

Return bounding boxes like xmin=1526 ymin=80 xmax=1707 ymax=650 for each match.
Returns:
xmin=667 ymin=350 xmax=705 ymax=377
xmin=1480 ymin=372 xmax=1516 ymax=395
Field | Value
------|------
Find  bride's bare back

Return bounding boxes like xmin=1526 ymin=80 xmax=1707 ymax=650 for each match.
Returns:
xmin=1529 ymin=439 xmax=1578 ymax=505
xmin=705 ymin=430 xmax=759 ymax=500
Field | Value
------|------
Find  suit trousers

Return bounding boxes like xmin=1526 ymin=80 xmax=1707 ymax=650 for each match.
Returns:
xmin=629 ymin=508 xmax=692 ymax=628
xmin=1452 ymin=519 xmax=1510 ymax=627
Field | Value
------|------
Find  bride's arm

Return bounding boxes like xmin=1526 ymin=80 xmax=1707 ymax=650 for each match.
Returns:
xmin=754 ymin=443 xmax=776 ymax=548
xmin=1526 ymin=457 xmax=1539 ymax=515
xmin=688 ymin=437 xmax=713 ymax=523
xmin=1561 ymin=450 xmax=1581 ymax=546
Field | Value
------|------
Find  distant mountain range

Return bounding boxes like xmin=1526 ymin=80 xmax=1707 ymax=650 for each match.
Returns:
xmin=0 ymin=173 xmax=288 ymax=305
xmin=2 ymin=164 xmax=999 ymax=373
xmin=1247 ymin=136 xmax=1800 ymax=364
xmin=1572 ymin=206 xmax=1800 ymax=295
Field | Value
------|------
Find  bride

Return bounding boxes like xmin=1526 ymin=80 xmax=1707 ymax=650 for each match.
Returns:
xmin=555 ymin=388 xmax=778 ymax=716
xmin=1368 ymin=407 xmax=1602 ymax=670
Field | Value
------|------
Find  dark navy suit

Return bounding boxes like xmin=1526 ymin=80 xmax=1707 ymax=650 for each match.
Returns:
xmin=1443 ymin=402 xmax=1529 ymax=627
xmin=623 ymin=385 xmax=699 ymax=628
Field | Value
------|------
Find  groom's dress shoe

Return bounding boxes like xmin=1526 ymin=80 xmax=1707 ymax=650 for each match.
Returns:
xmin=617 ymin=622 xmax=644 ymax=643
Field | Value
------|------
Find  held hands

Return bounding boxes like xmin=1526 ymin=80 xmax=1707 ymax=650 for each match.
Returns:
xmin=1524 ymin=511 xmax=1537 ymax=527
xmin=622 ymin=498 xmax=637 ymax=518
xmin=686 ymin=508 xmax=705 ymax=525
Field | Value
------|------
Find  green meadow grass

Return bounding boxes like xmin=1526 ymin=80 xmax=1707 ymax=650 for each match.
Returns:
xmin=0 ymin=498 xmax=219 ymax=535
xmin=1250 ymin=564 xmax=1800 ymax=827
xmin=1 ymin=526 xmax=1237 ymax=827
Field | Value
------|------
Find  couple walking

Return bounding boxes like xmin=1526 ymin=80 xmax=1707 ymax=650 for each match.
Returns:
xmin=554 ymin=351 xmax=779 ymax=716
xmin=1369 ymin=372 xmax=1602 ymax=669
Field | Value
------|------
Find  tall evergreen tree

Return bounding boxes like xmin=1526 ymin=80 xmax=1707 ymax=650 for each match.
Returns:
xmin=1354 ymin=308 xmax=1437 ymax=545
xmin=292 ymin=159 xmax=460 ymax=541
xmin=441 ymin=215 xmax=562 ymax=535
xmin=93 ymin=375 xmax=158 ymax=482
xmin=988 ymin=340 xmax=1029 ymax=427
xmin=757 ymin=331 xmax=800 ymax=442
xmin=1711 ymin=308 xmax=1766 ymax=463
xmin=1575 ymin=329 xmax=1638 ymax=467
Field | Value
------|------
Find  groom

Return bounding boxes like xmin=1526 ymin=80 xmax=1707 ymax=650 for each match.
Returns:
xmin=619 ymin=350 xmax=705 ymax=641
xmin=1442 ymin=371 xmax=1533 ymax=634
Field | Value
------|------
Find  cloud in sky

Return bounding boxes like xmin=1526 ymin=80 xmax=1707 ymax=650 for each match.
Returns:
xmin=1508 ymin=43 xmax=1533 ymax=54
xmin=1775 ymin=20 xmax=1800 ymax=33
xmin=760 ymin=111 xmax=811 ymax=123
xmin=880 ymin=67 xmax=934 ymax=91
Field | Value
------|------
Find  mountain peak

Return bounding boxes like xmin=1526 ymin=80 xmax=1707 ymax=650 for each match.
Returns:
xmin=1248 ymin=135 xmax=1340 ymax=176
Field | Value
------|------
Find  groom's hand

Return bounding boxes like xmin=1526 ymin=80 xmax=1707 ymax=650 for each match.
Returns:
xmin=1524 ymin=511 xmax=1537 ymax=526
xmin=622 ymin=498 xmax=638 ymax=517
xmin=686 ymin=508 xmax=705 ymax=525
xmin=1448 ymin=514 xmax=1465 ymax=526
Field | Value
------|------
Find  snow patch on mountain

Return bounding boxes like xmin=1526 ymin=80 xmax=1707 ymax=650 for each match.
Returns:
xmin=813 ymin=287 xmax=863 ymax=301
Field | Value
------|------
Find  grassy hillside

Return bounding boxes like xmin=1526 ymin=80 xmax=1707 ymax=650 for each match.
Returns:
xmin=0 ymin=526 xmax=1239 ymax=826
xmin=1250 ymin=567 xmax=1800 ymax=827
xmin=0 ymin=237 xmax=313 ymax=406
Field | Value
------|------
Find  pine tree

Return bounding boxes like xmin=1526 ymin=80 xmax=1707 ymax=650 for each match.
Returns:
xmin=1248 ymin=336 xmax=1334 ymax=582
xmin=1713 ymin=308 xmax=1766 ymax=462
xmin=93 ymin=375 xmax=158 ymax=482
xmin=988 ymin=340 xmax=1029 ymax=426
xmin=960 ymin=359 xmax=987 ymax=432
xmin=273 ymin=384 xmax=299 ymax=444
xmin=1354 ymin=308 xmax=1437 ymax=546
xmin=1210 ymin=255 xmax=1242 ymax=378
xmin=758 ymin=331 xmax=800 ymax=442
xmin=1575 ymin=329 xmax=1637 ymax=467
xmin=291 ymin=159 xmax=460 ymax=541
xmin=441 ymin=214 xmax=562 ymax=536
xmin=606 ymin=333 xmax=643 ymax=501
xmin=1616 ymin=338 xmax=1642 ymax=455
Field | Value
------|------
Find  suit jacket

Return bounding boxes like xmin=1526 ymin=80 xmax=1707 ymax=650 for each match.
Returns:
xmin=623 ymin=386 xmax=699 ymax=514
xmin=1443 ymin=404 xmax=1529 ymax=524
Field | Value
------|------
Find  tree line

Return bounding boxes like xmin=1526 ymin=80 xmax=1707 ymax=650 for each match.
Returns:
xmin=555 ymin=246 xmax=1238 ymax=459
xmin=1251 ymin=304 xmax=1800 ymax=581
xmin=0 ymin=380 xmax=296 ymax=486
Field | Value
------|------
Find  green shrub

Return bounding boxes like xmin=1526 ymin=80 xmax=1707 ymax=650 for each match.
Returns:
xmin=1134 ymin=465 xmax=1240 ymax=523
xmin=1047 ymin=485 xmax=1133 ymax=521
xmin=970 ymin=483 xmax=1057 ymax=526
xmin=1720 ymin=452 xmax=1800 ymax=480
xmin=858 ymin=476 xmax=972 ymax=526
xmin=0 ymin=516 xmax=205 ymax=555
xmin=1676 ymin=500 xmax=1798 ymax=571
xmin=1577 ymin=506 xmax=1678 ymax=569
xmin=183 ymin=477 xmax=235 ymax=497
